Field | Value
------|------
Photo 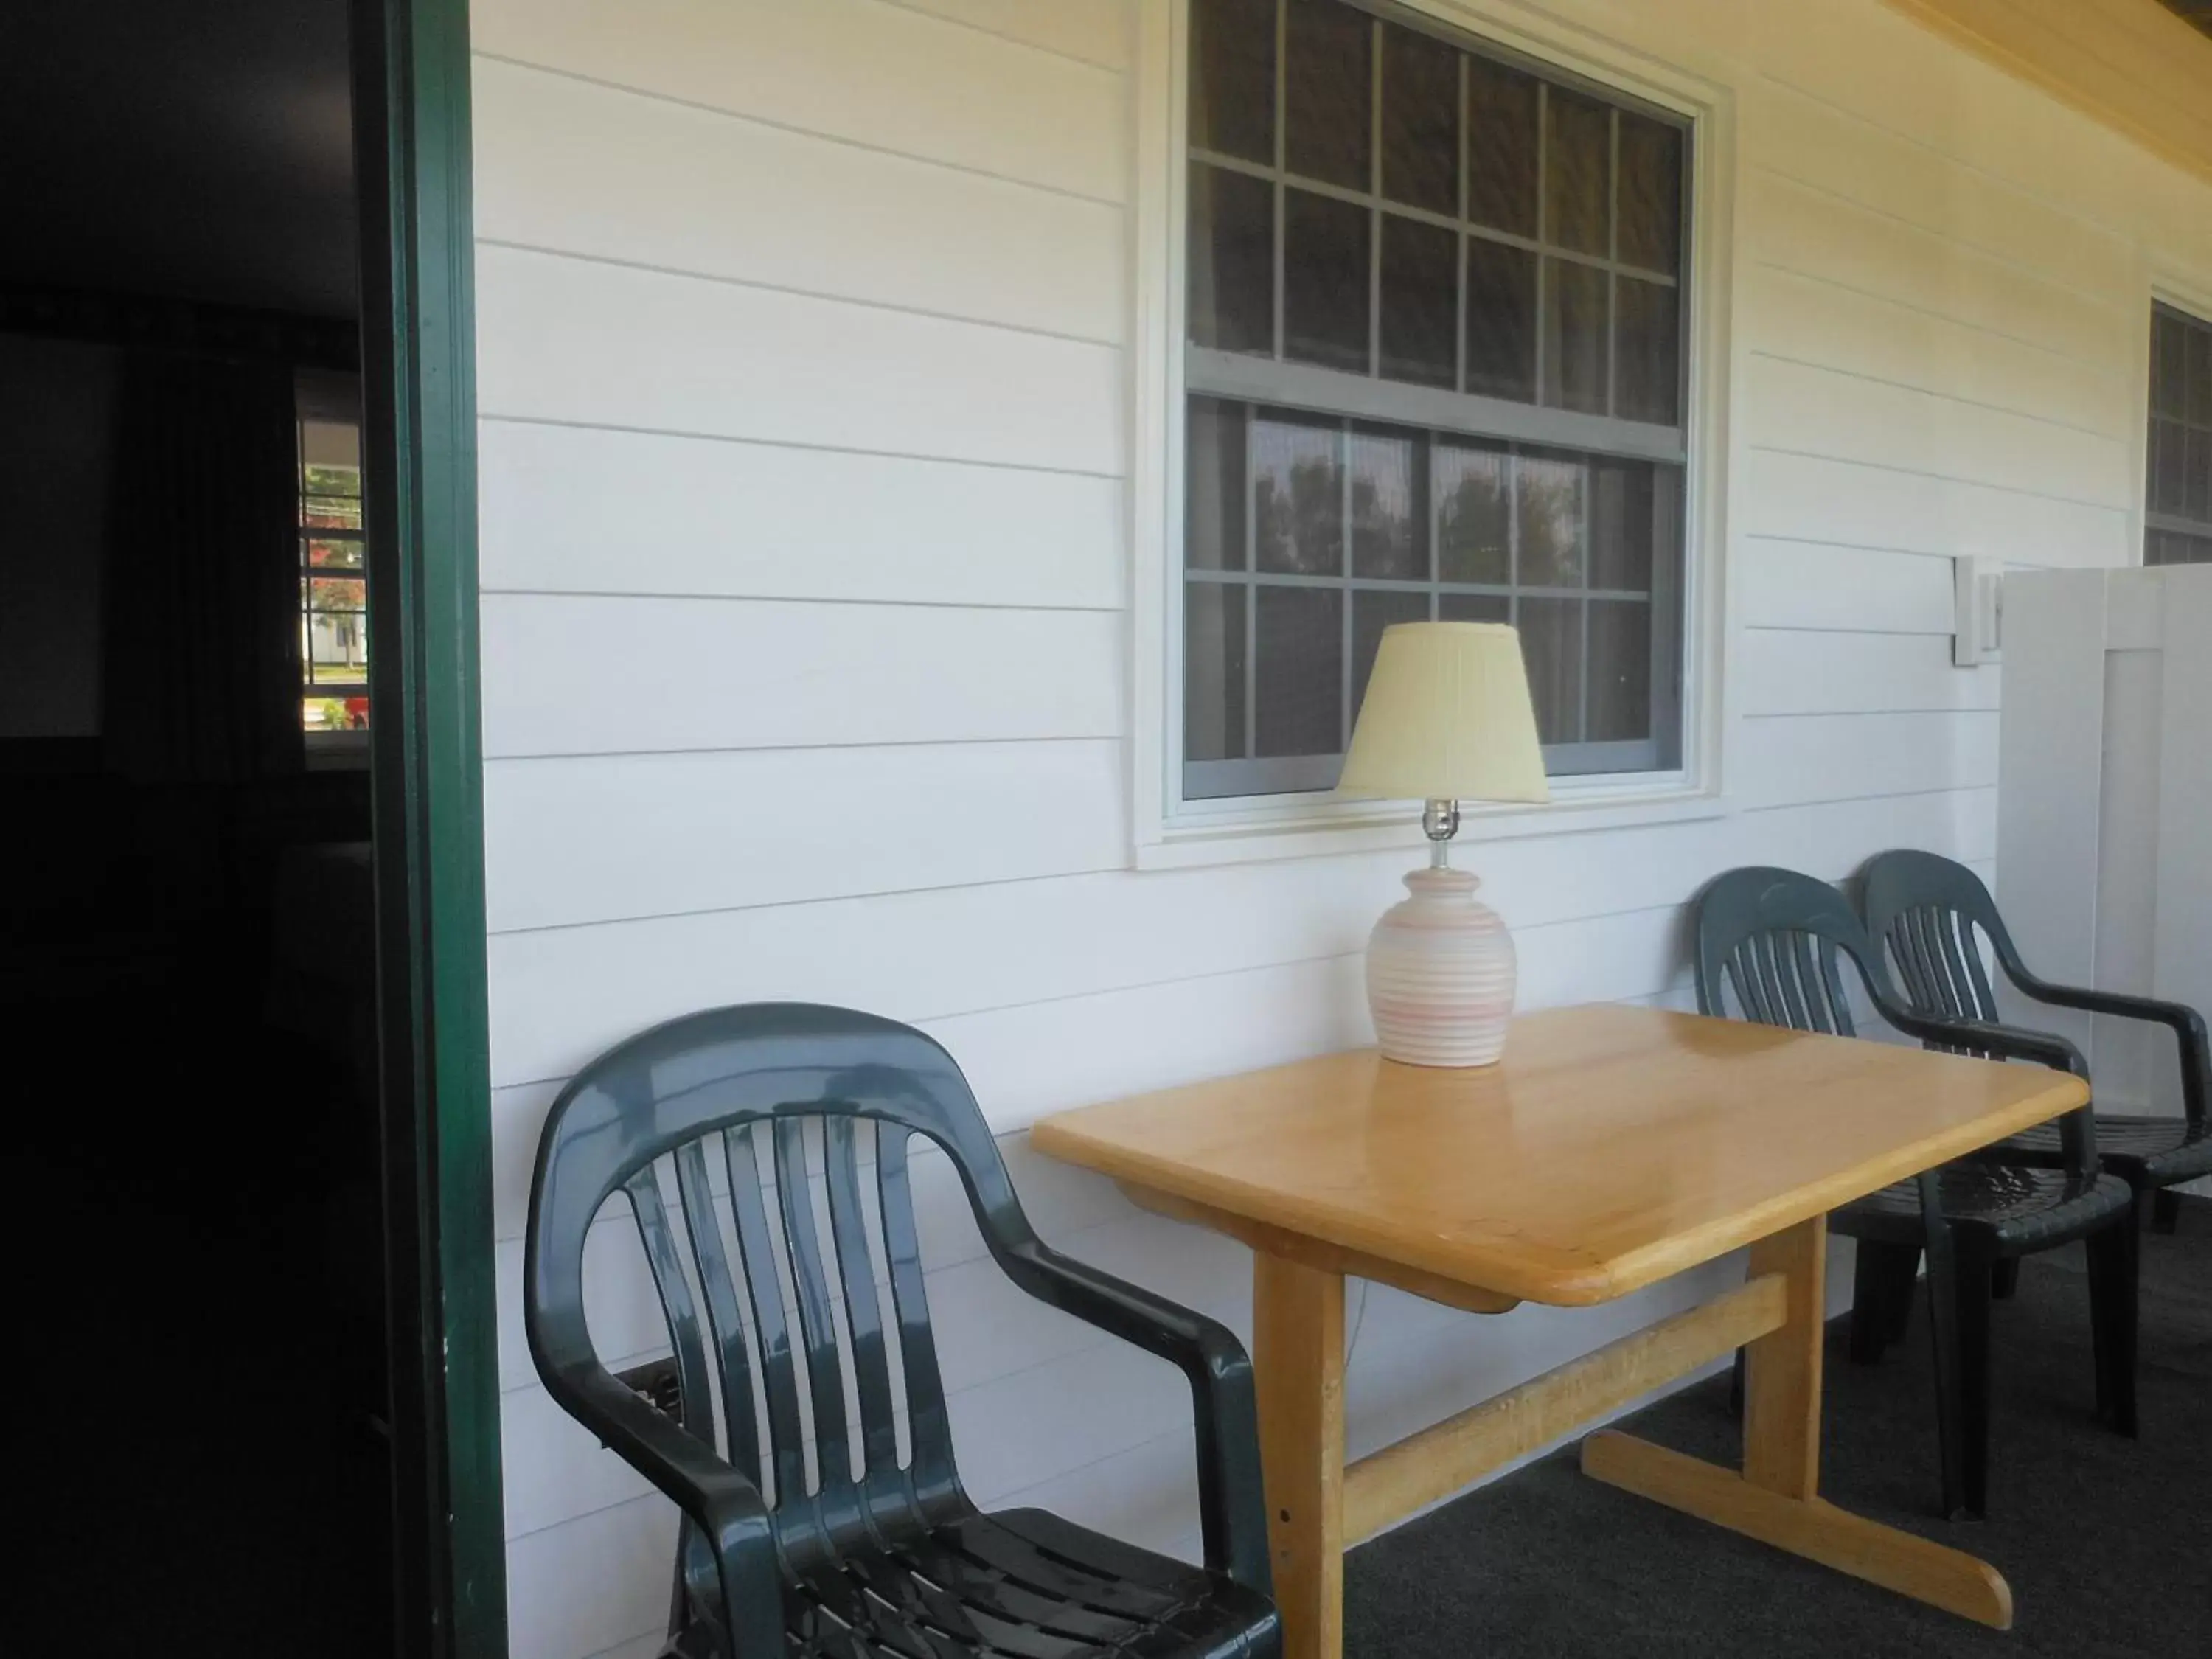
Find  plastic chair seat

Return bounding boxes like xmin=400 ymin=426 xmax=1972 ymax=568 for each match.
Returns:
xmin=1996 ymin=1113 xmax=2212 ymax=1189
xmin=1834 ymin=1165 xmax=2132 ymax=1258
xmin=779 ymin=1506 xmax=1277 ymax=1659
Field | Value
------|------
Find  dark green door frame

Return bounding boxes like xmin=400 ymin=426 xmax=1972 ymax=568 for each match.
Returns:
xmin=355 ymin=0 xmax=507 ymax=1653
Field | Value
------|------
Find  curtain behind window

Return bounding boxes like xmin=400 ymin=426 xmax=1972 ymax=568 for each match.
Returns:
xmin=101 ymin=349 xmax=302 ymax=782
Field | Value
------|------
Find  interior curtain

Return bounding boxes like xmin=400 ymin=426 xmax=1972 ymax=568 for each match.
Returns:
xmin=101 ymin=349 xmax=302 ymax=782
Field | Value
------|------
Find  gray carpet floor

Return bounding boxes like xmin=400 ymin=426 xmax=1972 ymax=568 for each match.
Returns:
xmin=1344 ymin=1198 xmax=2212 ymax=1657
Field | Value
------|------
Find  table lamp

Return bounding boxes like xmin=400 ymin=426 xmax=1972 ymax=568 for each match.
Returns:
xmin=1338 ymin=622 xmax=1550 ymax=1066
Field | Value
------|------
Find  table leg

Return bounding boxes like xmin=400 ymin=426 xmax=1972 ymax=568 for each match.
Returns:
xmin=1743 ymin=1217 xmax=1825 ymax=1498
xmin=1582 ymin=1212 xmax=2014 ymax=1629
xmin=1251 ymin=1251 xmax=1346 ymax=1659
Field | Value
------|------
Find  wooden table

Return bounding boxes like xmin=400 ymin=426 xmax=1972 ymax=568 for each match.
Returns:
xmin=1030 ymin=1004 xmax=2090 ymax=1658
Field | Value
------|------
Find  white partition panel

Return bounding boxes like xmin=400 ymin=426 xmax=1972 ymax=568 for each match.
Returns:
xmin=1998 ymin=565 xmax=2212 ymax=1138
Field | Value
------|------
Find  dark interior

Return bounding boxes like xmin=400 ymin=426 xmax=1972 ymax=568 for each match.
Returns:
xmin=0 ymin=3 xmax=389 ymax=1652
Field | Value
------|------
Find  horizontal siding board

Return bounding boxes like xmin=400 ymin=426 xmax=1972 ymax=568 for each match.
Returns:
xmin=476 ymin=421 xmax=1124 ymax=611
xmin=1740 ymin=169 xmax=2129 ymax=367
xmin=1736 ymin=448 xmax=2129 ymax=566
xmin=504 ymin=1384 xmax=655 ymax=1540
xmin=945 ymin=1326 xmax=1192 ymax=1504
xmin=506 ymin=1489 xmax=675 ymax=1659
xmin=1738 ymin=711 xmax=2001 ymax=807
xmin=1738 ymin=538 xmax=1960 ymax=635
xmin=484 ymin=788 xmax=1997 ymax=1091
xmin=1744 ymin=354 xmax=2130 ymax=507
xmin=1738 ymin=262 xmax=2129 ymax=439
xmin=1738 ymin=630 xmax=2002 ymax=716
xmin=469 ymin=0 xmax=1127 ymax=202
xmin=1740 ymin=77 xmax=2134 ymax=302
xmin=1743 ymin=0 xmax=2151 ymax=240
xmin=475 ymin=246 xmax=1125 ymax=477
xmin=883 ymin=0 xmax=1133 ymax=69
xmin=473 ymin=58 xmax=1125 ymax=344
xmin=481 ymin=738 xmax=1127 ymax=936
xmin=479 ymin=597 xmax=1123 ymax=757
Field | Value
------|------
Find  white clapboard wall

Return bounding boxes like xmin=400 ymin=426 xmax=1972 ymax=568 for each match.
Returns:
xmin=466 ymin=1 xmax=2212 ymax=1654
xmin=1997 ymin=565 xmax=2212 ymax=1130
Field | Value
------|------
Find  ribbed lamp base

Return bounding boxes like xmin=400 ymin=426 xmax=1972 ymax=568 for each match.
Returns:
xmin=1364 ymin=866 xmax=1516 ymax=1068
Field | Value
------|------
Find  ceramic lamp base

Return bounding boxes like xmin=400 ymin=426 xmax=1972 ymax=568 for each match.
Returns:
xmin=1365 ymin=866 xmax=1517 ymax=1067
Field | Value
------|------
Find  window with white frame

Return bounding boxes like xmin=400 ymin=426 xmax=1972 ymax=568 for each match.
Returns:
xmin=2148 ymin=302 xmax=2212 ymax=566
xmin=1178 ymin=0 xmax=1690 ymax=804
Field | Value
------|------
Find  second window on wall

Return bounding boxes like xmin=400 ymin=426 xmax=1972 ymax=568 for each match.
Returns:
xmin=2148 ymin=302 xmax=2212 ymax=567
xmin=1180 ymin=0 xmax=1691 ymax=804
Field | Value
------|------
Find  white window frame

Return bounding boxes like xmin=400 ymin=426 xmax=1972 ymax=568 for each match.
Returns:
xmin=1129 ymin=0 xmax=1739 ymax=870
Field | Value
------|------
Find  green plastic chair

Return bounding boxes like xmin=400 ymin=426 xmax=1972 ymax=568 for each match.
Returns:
xmin=1860 ymin=848 xmax=2212 ymax=1237
xmin=1694 ymin=866 xmax=2135 ymax=1518
xmin=525 ymin=1002 xmax=1279 ymax=1658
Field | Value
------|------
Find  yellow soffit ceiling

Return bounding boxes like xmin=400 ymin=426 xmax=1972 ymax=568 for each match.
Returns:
xmin=1882 ymin=0 xmax=2212 ymax=189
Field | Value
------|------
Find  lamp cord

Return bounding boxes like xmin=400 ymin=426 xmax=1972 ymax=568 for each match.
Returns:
xmin=1344 ymin=1279 xmax=1372 ymax=1368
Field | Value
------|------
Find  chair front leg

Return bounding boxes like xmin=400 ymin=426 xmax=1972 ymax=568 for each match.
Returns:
xmin=1848 ymin=1241 xmax=1891 ymax=1366
xmin=2086 ymin=1200 xmax=2141 ymax=1438
xmin=1951 ymin=1246 xmax=1995 ymax=1521
xmin=1916 ymin=1171 xmax=1968 ymax=1521
xmin=2152 ymin=1189 xmax=2183 ymax=1234
xmin=1849 ymin=1241 xmax=1918 ymax=1366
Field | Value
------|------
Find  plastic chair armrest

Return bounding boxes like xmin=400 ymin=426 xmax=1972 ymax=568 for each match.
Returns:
xmin=1001 ymin=1240 xmax=1273 ymax=1596
xmin=2011 ymin=976 xmax=2211 ymax=1128
xmin=548 ymin=1364 xmax=786 ymax=1655
xmin=1868 ymin=994 xmax=2096 ymax=1173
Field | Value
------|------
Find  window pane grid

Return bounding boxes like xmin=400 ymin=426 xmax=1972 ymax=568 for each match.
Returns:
xmin=1183 ymin=0 xmax=1690 ymax=800
xmin=1183 ymin=395 xmax=1677 ymax=796
xmin=1189 ymin=145 xmax=1679 ymax=285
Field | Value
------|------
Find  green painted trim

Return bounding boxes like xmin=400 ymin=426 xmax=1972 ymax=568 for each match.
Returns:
xmin=356 ymin=0 xmax=506 ymax=1652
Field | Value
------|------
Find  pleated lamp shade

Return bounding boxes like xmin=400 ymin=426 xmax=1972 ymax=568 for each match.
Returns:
xmin=1339 ymin=622 xmax=1549 ymax=804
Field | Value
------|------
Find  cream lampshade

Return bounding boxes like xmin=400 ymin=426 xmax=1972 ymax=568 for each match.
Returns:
xmin=1339 ymin=622 xmax=1549 ymax=1067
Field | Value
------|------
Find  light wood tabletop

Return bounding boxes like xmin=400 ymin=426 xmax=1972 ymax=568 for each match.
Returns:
xmin=1031 ymin=1003 xmax=2093 ymax=1658
xmin=1031 ymin=1002 xmax=2090 ymax=1307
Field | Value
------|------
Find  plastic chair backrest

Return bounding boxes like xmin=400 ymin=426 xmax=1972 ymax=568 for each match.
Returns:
xmin=524 ymin=1003 xmax=1031 ymax=1557
xmin=1693 ymin=865 xmax=1891 ymax=1036
xmin=1859 ymin=849 xmax=2017 ymax=1026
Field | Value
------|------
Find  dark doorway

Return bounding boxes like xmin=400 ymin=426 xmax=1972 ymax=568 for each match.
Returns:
xmin=1 ymin=2 xmax=496 ymax=1652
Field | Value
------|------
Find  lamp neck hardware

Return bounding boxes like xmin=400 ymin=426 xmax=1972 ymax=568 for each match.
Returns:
xmin=1422 ymin=797 xmax=1461 ymax=868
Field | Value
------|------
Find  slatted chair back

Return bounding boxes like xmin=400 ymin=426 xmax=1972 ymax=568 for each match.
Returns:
xmin=1693 ymin=865 xmax=1879 ymax=1038
xmin=524 ymin=1003 xmax=1021 ymax=1568
xmin=1699 ymin=864 xmax=2096 ymax=1180
xmin=1858 ymin=849 xmax=2017 ymax=1027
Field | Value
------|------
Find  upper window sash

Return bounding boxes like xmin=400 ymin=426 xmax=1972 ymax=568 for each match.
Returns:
xmin=1185 ymin=0 xmax=1690 ymax=455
